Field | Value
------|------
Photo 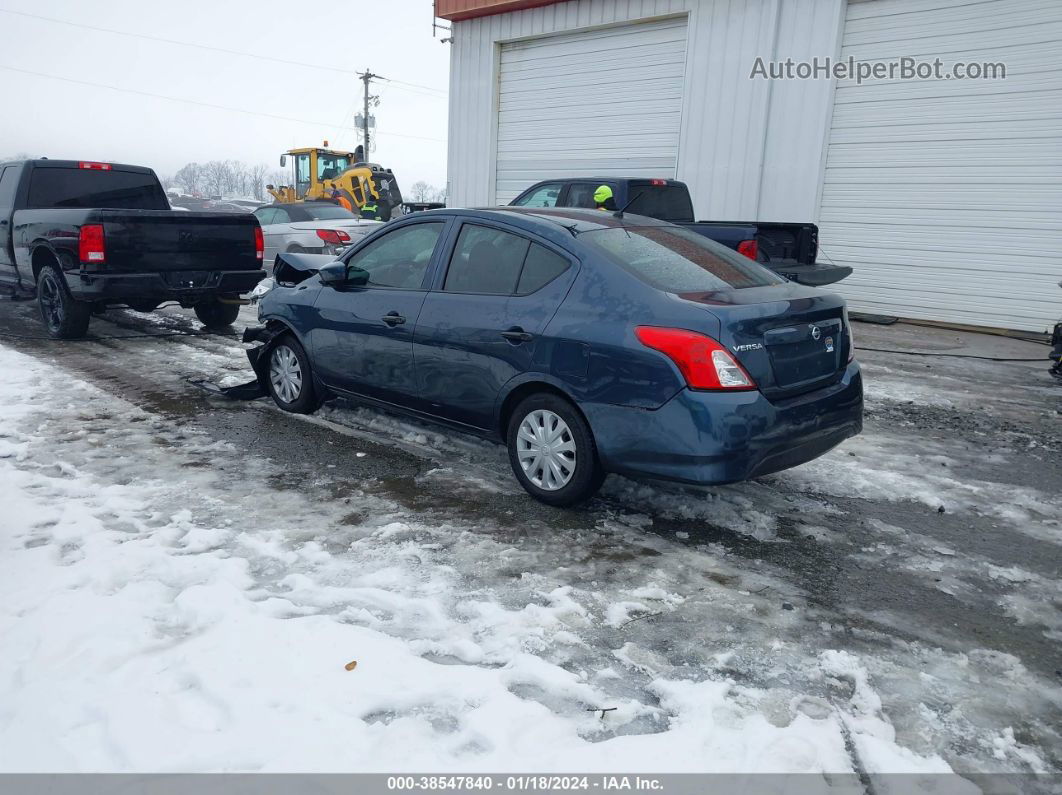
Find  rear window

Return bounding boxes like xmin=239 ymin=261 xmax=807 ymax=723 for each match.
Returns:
xmin=27 ymin=168 xmax=168 ymax=210
xmin=297 ymin=204 xmax=358 ymax=221
xmin=625 ymin=186 xmax=694 ymax=222
xmin=582 ymin=226 xmax=785 ymax=291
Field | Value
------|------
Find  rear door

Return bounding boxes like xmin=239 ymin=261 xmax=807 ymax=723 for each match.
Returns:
xmin=414 ymin=220 xmax=575 ymax=429
xmin=309 ymin=219 xmax=449 ymax=406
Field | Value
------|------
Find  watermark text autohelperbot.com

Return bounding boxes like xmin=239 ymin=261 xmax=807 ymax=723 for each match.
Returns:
xmin=750 ymin=56 xmax=1006 ymax=84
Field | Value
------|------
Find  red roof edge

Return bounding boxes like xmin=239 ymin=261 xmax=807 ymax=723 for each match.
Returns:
xmin=435 ymin=0 xmax=563 ymax=22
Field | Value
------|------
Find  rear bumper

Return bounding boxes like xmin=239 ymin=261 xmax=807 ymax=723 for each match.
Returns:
xmin=67 ymin=269 xmax=266 ymax=302
xmin=583 ymin=362 xmax=863 ymax=485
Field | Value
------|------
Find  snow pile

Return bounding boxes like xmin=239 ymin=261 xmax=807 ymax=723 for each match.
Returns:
xmin=0 ymin=344 xmax=959 ymax=773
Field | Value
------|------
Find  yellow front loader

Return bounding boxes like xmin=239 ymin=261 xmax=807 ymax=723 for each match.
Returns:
xmin=266 ymin=143 xmax=403 ymax=220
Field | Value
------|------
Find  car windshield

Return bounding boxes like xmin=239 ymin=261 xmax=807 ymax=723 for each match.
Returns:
xmin=581 ymin=225 xmax=785 ymax=291
xmin=298 ymin=204 xmax=358 ymax=221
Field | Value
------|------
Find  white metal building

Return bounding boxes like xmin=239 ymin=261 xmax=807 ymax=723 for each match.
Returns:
xmin=439 ymin=0 xmax=1062 ymax=333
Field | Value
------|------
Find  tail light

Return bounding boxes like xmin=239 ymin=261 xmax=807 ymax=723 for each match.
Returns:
xmin=650 ymin=179 xmax=667 ymax=186
xmin=737 ymin=239 xmax=758 ymax=261
xmin=636 ymin=327 xmax=756 ymax=390
xmin=316 ymin=229 xmax=351 ymax=245
xmin=844 ymin=309 xmax=856 ymax=362
xmin=78 ymin=224 xmax=106 ymax=264
xmin=254 ymin=226 xmax=264 ymax=261
xmin=79 ymin=161 xmax=112 ymax=171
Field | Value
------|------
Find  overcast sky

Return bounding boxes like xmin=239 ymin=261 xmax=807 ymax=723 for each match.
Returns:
xmin=0 ymin=0 xmax=451 ymax=189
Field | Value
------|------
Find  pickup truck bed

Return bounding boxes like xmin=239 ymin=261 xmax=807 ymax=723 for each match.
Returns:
xmin=0 ymin=159 xmax=265 ymax=337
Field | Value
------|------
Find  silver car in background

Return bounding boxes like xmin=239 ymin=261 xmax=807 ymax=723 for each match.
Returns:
xmin=253 ymin=203 xmax=382 ymax=261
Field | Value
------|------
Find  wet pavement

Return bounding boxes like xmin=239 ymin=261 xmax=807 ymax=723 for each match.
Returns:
xmin=1 ymin=295 xmax=1059 ymax=775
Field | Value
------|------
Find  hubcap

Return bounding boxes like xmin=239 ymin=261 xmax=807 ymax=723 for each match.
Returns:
xmin=516 ymin=409 xmax=576 ymax=491
xmin=269 ymin=345 xmax=303 ymax=404
xmin=39 ymin=274 xmax=64 ymax=331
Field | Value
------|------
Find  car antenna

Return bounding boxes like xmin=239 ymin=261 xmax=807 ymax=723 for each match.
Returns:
xmin=612 ymin=191 xmax=643 ymax=219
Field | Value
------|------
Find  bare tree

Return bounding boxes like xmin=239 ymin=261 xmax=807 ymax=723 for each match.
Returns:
xmin=248 ymin=163 xmax=270 ymax=201
xmin=174 ymin=162 xmax=206 ymax=195
xmin=409 ymin=181 xmax=442 ymax=202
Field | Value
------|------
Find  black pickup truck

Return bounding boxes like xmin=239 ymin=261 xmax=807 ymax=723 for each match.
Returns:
xmin=510 ymin=177 xmax=851 ymax=287
xmin=0 ymin=159 xmax=266 ymax=338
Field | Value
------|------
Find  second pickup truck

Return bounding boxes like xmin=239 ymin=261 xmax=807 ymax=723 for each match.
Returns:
xmin=0 ymin=159 xmax=266 ymax=338
xmin=510 ymin=177 xmax=851 ymax=287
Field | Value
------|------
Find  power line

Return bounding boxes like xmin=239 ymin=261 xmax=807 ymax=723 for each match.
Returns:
xmin=0 ymin=64 xmax=447 ymax=144
xmin=0 ymin=7 xmax=449 ymax=96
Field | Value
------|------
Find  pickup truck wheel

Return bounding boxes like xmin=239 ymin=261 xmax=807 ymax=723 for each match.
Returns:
xmin=506 ymin=393 xmax=605 ymax=507
xmin=37 ymin=264 xmax=91 ymax=339
xmin=266 ymin=335 xmax=318 ymax=414
xmin=194 ymin=298 xmax=240 ymax=328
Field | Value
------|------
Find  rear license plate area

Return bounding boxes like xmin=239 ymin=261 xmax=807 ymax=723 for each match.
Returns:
xmin=765 ymin=319 xmax=842 ymax=388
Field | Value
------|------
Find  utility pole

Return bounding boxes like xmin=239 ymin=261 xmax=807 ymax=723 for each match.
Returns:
xmin=357 ymin=70 xmax=382 ymax=160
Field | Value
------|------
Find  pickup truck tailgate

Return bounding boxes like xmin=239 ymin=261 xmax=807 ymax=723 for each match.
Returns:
xmin=97 ymin=210 xmax=260 ymax=273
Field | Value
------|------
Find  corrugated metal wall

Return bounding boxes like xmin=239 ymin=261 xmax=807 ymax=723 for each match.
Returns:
xmin=819 ymin=0 xmax=1062 ymax=333
xmin=447 ymin=0 xmax=844 ymax=220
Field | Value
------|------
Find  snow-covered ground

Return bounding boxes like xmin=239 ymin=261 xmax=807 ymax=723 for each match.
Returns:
xmin=0 ymin=308 xmax=1059 ymax=778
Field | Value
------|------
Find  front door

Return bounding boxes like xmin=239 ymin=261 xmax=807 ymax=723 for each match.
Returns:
xmin=309 ymin=219 xmax=448 ymax=406
xmin=414 ymin=221 xmax=575 ymax=429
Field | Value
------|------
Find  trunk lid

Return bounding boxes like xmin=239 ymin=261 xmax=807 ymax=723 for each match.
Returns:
xmin=95 ymin=209 xmax=260 ymax=273
xmin=677 ymin=283 xmax=850 ymax=399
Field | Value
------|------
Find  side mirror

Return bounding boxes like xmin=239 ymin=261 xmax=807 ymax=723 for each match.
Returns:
xmin=280 ymin=154 xmax=287 ymax=168
xmin=318 ymin=261 xmax=370 ymax=288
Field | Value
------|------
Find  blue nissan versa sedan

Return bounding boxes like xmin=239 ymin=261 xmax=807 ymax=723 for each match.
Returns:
xmin=251 ymin=207 xmax=863 ymax=506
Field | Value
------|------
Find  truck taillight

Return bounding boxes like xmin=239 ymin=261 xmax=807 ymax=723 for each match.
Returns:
xmin=636 ymin=327 xmax=756 ymax=391
xmin=650 ymin=179 xmax=667 ymax=186
xmin=78 ymin=224 xmax=106 ymax=264
xmin=79 ymin=161 xmax=112 ymax=170
xmin=316 ymin=229 xmax=350 ymax=245
xmin=737 ymin=239 xmax=758 ymax=261
xmin=254 ymin=226 xmax=264 ymax=260
xmin=844 ymin=309 xmax=856 ymax=363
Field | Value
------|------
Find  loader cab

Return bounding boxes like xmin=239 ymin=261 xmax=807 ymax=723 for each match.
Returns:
xmin=278 ymin=147 xmax=357 ymax=199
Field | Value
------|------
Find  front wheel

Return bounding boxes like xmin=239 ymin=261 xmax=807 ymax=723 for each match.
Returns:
xmin=506 ymin=393 xmax=605 ymax=507
xmin=266 ymin=334 xmax=318 ymax=414
xmin=37 ymin=264 xmax=91 ymax=339
xmin=194 ymin=298 xmax=240 ymax=328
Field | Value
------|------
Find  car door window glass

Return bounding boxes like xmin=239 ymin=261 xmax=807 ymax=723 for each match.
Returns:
xmin=271 ymin=208 xmax=291 ymax=224
xmin=255 ymin=208 xmax=278 ymax=226
xmin=564 ymin=183 xmax=613 ymax=209
xmin=444 ymin=224 xmax=530 ymax=295
xmin=517 ymin=243 xmax=570 ymax=294
xmin=347 ymin=222 xmax=445 ymax=289
xmin=513 ymin=184 xmax=562 ymax=207
xmin=0 ymin=167 xmax=17 ymax=207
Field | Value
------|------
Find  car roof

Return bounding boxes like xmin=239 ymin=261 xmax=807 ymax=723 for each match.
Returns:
xmin=417 ymin=206 xmax=673 ymax=234
xmin=0 ymin=158 xmax=154 ymax=174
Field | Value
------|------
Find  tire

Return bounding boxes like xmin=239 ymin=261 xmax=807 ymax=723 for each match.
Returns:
xmin=265 ymin=334 xmax=318 ymax=414
xmin=194 ymin=298 xmax=241 ymax=328
xmin=506 ymin=393 xmax=605 ymax=507
xmin=36 ymin=263 xmax=91 ymax=339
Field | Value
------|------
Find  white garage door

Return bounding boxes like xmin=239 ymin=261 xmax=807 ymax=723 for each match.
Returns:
xmin=819 ymin=0 xmax=1062 ymax=333
xmin=494 ymin=16 xmax=688 ymax=205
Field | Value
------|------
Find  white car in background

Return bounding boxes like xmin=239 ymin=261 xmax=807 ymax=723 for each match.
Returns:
xmin=253 ymin=203 xmax=382 ymax=262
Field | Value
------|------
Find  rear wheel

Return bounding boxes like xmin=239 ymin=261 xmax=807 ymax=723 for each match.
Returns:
xmin=266 ymin=334 xmax=318 ymax=414
xmin=37 ymin=264 xmax=91 ymax=339
xmin=506 ymin=393 xmax=604 ymax=507
xmin=194 ymin=297 xmax=240 ymax=328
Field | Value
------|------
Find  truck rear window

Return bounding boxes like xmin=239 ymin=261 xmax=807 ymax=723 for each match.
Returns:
xmin=582 ymin=225 xmax=785 ymax=291
xmin=625 ymin=186 xmax=694 ymax=222
xmin=27 ymin=168 xmax=169 ymax=210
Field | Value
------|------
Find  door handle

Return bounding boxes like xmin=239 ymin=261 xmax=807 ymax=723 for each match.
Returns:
xmin=381 ymin=312 xmax=406 ymax=326
xmin=501 ymin=328 xmax=533 ymax=344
